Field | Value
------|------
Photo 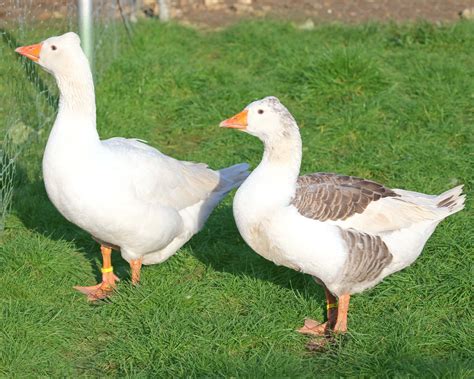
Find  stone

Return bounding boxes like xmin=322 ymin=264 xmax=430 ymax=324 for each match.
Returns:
xmin=459 ymin=8 xmax=474 ymax=20
xmin=204 ymin=0 xmax=222 ymax=7
xmin=234 ymin=3 xmax=253 ymax=14
xmin=297 ymin=19 xmax=315 ymax=30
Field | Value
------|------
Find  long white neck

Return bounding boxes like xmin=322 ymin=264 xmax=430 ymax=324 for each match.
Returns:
xmin=52 ymin=59 xmax=99 ymax=142
xmin=259 ymin=129 xmax=302 ymax=182
xmin=235 ymin=128 xmax=302 ymax=217
xmin=57 ymin=73 xmax=95 ymax=117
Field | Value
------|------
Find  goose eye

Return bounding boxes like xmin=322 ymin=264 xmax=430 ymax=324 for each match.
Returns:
xmin=51 ymin=45 xmax=57 ymax=51
xmin=257 ymin=109 xmax=264 ymax=114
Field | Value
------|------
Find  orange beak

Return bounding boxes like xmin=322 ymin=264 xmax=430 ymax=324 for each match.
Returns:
xmin=15 ymin=43 xmax=43 ymax=62
xmin=219 ymin=110 xmax=248 ymax=130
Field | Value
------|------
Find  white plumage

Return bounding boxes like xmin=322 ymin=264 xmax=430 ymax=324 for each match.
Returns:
xmin=220 ymin=96 xmax=465 ymax=336
xmin=17 ymin=32 xmax=249 ymax=299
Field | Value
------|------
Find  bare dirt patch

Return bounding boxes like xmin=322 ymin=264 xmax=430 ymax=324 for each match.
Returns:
xmin=2 ymin=0 xmax=474 ymax=27
xmin=178 ymin=0 xmax=474 ymax=27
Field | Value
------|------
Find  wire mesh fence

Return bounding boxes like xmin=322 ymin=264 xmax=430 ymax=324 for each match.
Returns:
xmin=0 ymin=0 xmax=136 ymax=233
xmin=0 ymin=133 xmax=17 ymax=233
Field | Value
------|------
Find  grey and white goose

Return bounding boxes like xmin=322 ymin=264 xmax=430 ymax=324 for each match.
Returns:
xmin=220 ymin=96 xmax=465 ymax=337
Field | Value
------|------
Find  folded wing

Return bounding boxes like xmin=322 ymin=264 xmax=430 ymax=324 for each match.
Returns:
xmin=102 ymin=137 xmax=221 ymax=210
xmin=291 ymin=172 xmax=461 ymax=234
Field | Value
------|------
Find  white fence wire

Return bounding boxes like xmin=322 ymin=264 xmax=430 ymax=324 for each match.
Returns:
xmin=0 ymin=0 xmax=137 ymax=233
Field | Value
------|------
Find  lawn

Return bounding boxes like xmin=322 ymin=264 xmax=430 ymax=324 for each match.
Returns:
xmin=0 ymin=20 xmax=473 ymax=377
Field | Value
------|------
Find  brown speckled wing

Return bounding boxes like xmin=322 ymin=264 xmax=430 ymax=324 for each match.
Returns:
xmin=339 ymin=228 xmax=393 ymax=286
xmin=291 ymin=173 xmax=399 ymax=221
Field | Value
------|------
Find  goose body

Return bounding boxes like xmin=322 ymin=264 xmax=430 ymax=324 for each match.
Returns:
xmin=220 ymin=96 xmax=465 ymax=335
xmin=17 ymin=32 xmax=249 ymax=299
xmin=234 ymin=169 xmax=462 ymax=296
xmin=43 ymin=126 xmax=246 ymax=266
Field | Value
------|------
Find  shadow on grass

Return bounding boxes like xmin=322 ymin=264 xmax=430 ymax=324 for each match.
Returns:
xmin=11 ymin=167 xmax=130 ymax=284
xmin=12 ymin=164 xmax=326 ymax=319
xmin=189 ymin=202 xmax=327 ymax=316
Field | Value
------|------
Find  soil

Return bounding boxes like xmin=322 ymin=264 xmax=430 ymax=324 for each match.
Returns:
xmin=180 ymin=0 xmax=474 ymax=27
xmin=1 ymin=0 xmax=474 ymax=27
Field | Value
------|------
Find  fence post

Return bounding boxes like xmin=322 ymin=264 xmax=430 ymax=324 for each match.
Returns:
xmin=158 ymin=0 xmax=170 ymax=22
xmin=78 ymin=0 xmax=94 ymax=73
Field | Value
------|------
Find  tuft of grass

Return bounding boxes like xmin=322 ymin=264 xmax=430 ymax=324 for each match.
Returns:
xmin=0 ymin=20 xmax=473 ymax=377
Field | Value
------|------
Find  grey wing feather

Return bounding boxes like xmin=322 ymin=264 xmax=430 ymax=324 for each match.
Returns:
xmin=291 ymin=173 xmax=399 ymax=221
xmin=338 ymin=228 xmax=393 ymax=290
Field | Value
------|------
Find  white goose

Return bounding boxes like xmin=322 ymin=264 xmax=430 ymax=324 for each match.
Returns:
xmin=16 ymin=32 xmax=249 ymax=301
xmin=220 ymin=96 xmax=465 ymax=336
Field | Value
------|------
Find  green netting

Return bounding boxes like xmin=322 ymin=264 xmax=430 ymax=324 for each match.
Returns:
xmin=0 ymin=0 xmax=134 ymax=234
xmin=0 ymin=134 xmax=16 ymax=233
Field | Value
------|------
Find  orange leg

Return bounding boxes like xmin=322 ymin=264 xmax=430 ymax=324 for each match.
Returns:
xmin=298 ymin=286 xmax=338 ymax=336
xmin=74 ymin=245 xmax=119 ymax=301
xmin=130 ymin=258 xmax=143 ymax=285
xmin=333 ymin=294 xmax=350 ymax=333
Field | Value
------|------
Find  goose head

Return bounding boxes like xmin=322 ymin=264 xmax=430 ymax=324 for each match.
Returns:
xmin=220 ymin=96 xmax=298 ymax=142
xmin=15 ymin=32 xmax=89 ymax=78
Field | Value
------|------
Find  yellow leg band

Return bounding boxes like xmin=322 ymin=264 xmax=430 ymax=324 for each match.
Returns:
xmin=327 ymin=303 xmax=338 ymax=310
xmin=101 ymin=266 xmax=113 ymax=274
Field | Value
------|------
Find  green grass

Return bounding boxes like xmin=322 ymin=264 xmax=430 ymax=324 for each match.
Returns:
xmin=1 ymin=20 xmax=473 ymax=377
